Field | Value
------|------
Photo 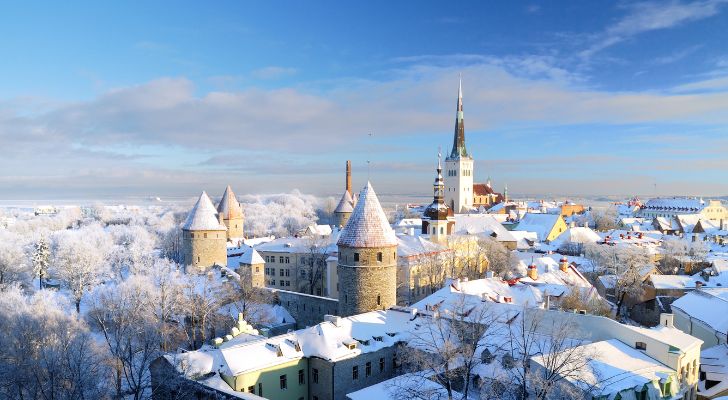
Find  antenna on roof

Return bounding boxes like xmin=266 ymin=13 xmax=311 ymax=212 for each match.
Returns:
xmin=367 ymin=132 xmax=373 ymax=180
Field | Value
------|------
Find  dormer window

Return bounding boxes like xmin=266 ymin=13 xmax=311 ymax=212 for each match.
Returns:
xmin=635 ymin=342 xmax=647 ymax=350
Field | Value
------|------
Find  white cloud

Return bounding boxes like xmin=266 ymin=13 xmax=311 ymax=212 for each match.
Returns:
xmin=250 ymin=66 xmax=298 ymax=80
xmin=580 ymin=0 xmax=726 ymax=60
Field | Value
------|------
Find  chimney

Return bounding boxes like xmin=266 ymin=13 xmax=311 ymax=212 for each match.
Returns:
xmin=659 ymin=313 xmax=674 ymax=328
xmin=527 ymin=264 xmax=538 ymax=280
xmin=559 ymin=256 xmax=569 ymax=272
xmin=696 ymin=281 xmax=703 ymax=289
xmin=345 ymin=160 xmax=352 ymax=194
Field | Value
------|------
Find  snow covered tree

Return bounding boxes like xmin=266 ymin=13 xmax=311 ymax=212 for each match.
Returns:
xmin=0 ymin=286 xmax=110 ymax=399
xmin=660 ymin=237 xmax=688 ymax=274
xmin=32 ymin=235 xmax=51 ymax=289
xmin=478 ymin=237 xmax=518 ymax=278
xmin=590 ymin=207 xmax=618 ymax=231
xmin=0 ymin=230 xmax=31 ymax=288
xmin=52 ymin=226 xmax=112 ymax=313
xmin=299 ymin=235 xmax=330 ymax=295
xmin=392 ymin=295 xmax=506 ymax=400
xmin=87 ymin=276 xmax=163 ymax=399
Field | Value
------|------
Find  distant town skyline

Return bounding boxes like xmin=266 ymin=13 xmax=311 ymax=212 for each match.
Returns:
xmin=1 ymin=1 xmax=727 ymax=199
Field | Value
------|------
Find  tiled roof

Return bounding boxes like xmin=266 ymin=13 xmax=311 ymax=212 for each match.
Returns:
xmin=334 ymin=190 xmax=354 ymax=213
xmin=182 ymin=192 xmax=227 ymax=231
xmin=217 ymin=185 xmax=244 ymax=220
xmin=337 ymin=182 xmax=397 ymax=248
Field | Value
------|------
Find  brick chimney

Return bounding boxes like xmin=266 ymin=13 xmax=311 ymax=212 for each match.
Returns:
xmin=527 ymin=263 xmax=538 ymax=280
xmin=559 ymin=256 xmax=569 ymax=272
xmin=346 ymin=160 xmax=352 ymax=194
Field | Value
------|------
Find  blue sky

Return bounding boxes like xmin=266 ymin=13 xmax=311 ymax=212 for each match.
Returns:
xmin=1 ymin=1 xmax=727 ymax=200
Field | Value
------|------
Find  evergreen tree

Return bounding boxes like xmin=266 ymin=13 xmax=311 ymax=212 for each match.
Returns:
xmin=32 ymin=236 xmax=51 ymax=290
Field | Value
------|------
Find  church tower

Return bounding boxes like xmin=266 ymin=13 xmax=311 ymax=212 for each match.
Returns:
xmin=337 ymin=182 xmax=398 ymax=317
xmin=422 ymin=150 xmax=455 ymax=243
xmin=217 ymin=185 xmax=244 ymax=240
xmin=444 ymin=77 xmax=474 ymax=213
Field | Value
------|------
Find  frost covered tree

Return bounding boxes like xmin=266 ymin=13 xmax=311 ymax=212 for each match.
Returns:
xmin=500 ymin=310 xmax=595 ymax=400
xmin=52 ymin=225 xmax=112 ymax=312
xmin=300 ymin=235 xmax=330 ymax=295
xmin=392 ymin=296 xmax=505 ymax=400
xmin=32 ymin=235 xmax=52 ymax=289
xmin=478 ymin=237 xmax=518 ymax=278
xmin=240 ymin=191 xmax=319 ymax=237
xmin=0 ymin=230 xmax=31 ymax=288
xmin=0 ymin=286 xmax=110 ymax=399
xmin=590 ymin=207 xmax=618 ymax=231
xmin=660 ymin=237 xmax=688 ymax=274
xmin=87 ymin=276 xmax=163 ymax=399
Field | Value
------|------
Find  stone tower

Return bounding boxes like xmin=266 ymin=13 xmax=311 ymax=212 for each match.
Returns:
xmin=422 ymin=150 xmax=455 ymax=243
xmin=217 ymin=185 xmax=244 ymax=240
xmin=182 ymin=192 xmax=228 ymax=272
xmin=337 ymin=182 xmax=398 ymax=317
xmin=444 ymin=76 xmax=474 ymax=213
xmin=236 ymin=247 xmax=265 ymax=288
xmin=333 ymin=160 xmax=355 ymax=228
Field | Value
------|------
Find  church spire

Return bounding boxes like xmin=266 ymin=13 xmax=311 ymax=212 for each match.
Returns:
xmin=449 ymin=74 xmax=468 ymax=159
xmin=434 ymin=148 xmax=444 ymax=204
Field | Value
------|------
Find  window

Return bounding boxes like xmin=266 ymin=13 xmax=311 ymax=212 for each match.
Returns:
xmin=197 ymin=256 xmax=200 ymax=263
xmin=366 ymin=362 xmax=371 ymax=377
xmin=258 ymin=383 xmax=262 ymax=397
xmin=316 ymin=288 xmax=322 ymax=296
xmin=313 ymin=368 xmax=319 ymax=383
xmin=280 ymin=374 xmax=287 ymax=390
xmin=271 ymin=279 xmax=276 ymax=285
xmin=190 ymin=233 xmax=194 ymax=238
xmin=255 ymin=266 xmax=259 ymax=273
xmin=354 ymin=253 xmax=360 ymax=262
xmin=285 ymin=257 xmax=290 ymax=264
xmin=280 ymin=256 xmax=284 ymax=263
xmin=377 ymin=295 xmax=381 ymax=305
xmin=298 ymin=369 xmax=305 ymax=385
xmin=248 ymin=386 xmax=255 ymax=394
xmin=279 ymin=269 xmax=284 ymax=276
xmin=285 ymin=269 xmax=290 ymax=277
xmin=379 ymin=357 xmax=385 ymax=372
xmin=204 ymin=232 xmax=207 ymax=238
xmin=377 ymin=252 xmax=382 ymax=262
xmin=635 ymin=342 xmax=647 ymax=350
xmin=352 ymin=366 xmax=359 ymax=380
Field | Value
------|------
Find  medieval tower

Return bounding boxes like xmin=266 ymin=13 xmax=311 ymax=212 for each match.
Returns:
xmin=422 ymin=151 xmax=455 ymax=243
xmin=337 ymin=182 xmax=398 ymax=317
xmin=444 ymin=77 xmax=474 ymax=213
xmin=333 ymin=160 xmax=355 ymax=228
xmin=182 ymin=191 xmax=228 ymax=272
xmin=217 ymin=185 xmax=244 ymax=240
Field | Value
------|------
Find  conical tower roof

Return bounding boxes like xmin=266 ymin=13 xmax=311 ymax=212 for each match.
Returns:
xmin=217 ymin=185 xmax=244 ymax=219
xmin=182 ymin=191 xmax=227 ymax=231
xmin=334 ymin=190 xmax=355 ymax=213
xmin=337 ymin=182 xmax=397 ymax=248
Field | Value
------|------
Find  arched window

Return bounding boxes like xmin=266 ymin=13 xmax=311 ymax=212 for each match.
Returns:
xmin=377 ymin=252 xmax=382 ymax=262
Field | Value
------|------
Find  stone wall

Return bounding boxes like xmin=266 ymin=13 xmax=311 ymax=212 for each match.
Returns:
xmin=182 ymin=229 xmax=227 ymax=272
xmin=270 ymin=288 xmax=338 ymax=328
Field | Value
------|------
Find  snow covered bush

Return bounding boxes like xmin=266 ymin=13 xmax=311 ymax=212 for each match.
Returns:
xmin=240 ymin=190 xmax=320 ymax=237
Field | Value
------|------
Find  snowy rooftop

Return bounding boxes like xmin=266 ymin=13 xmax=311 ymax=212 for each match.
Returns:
xmin=227 ymin=245 xmax=265 ymax=266
xmin=337 ymin=182 xmax=398 ymax=248
xmin=642 ymin=197 xmax=704 ymax=211
xmin=550 ymin=226 xmax=601 ymax=246
xmin=397 ymin=234 xmax=448 ymax=258
xmin=217 ymin=185 xmax=243 ymax=220
xmin=533 ymin=339 xmax=676 ymax=398
xmin=699 ymin=344 xmax=728 ymax=398
xmin=515 ymin=213 xmax=562 ymax=242
xmin=346 ymin=373 xmax=463 ymax=400
xmin=671 ymin=288 xmax=728 ymax=336
xmin=334 ymin=190 xmax=355 ymax=214
xmin=182 ymin=192 xmax=227 ymax=231
xmin=453 ymin=213 xmax=517 ymax=242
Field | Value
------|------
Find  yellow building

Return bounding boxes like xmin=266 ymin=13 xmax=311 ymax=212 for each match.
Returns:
xmin=515 ymin=213 xmax=568 ymax=243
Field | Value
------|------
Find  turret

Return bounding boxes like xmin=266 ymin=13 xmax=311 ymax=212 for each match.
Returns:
xmin=422 ymin=150 xmax=455 ymax=243
xmin=334 ymin=161 xmax=355 ymax=227
xmin=182 ymin=192 xmax=228 ymax=272
xmin=217 ymin=185 xmax=244 ymax=240
xmin=337 ymin=182 xmax=398 ymax=317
